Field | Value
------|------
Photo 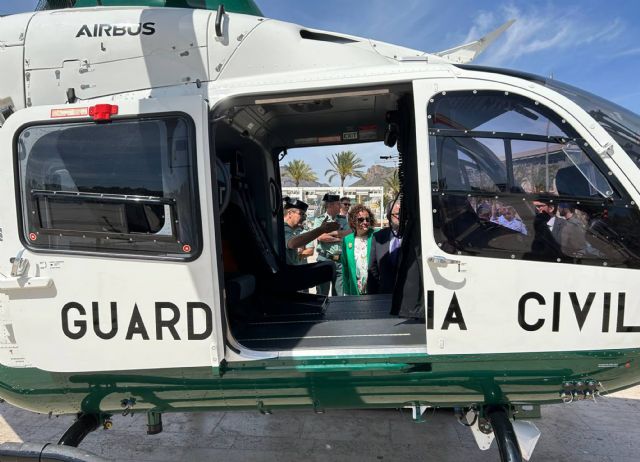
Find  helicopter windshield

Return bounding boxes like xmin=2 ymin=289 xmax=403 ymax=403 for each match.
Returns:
xmin=456 ymin=65 xmax=640 ymax=171
xmin=544 ymin=79 xmax=640 ymax=170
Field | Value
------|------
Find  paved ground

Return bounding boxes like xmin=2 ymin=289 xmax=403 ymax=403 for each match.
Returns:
xmin=0 ymin=386 xmax=638 ymax=461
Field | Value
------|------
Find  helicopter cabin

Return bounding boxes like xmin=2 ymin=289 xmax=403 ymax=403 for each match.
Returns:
xmin=0 ymin=5 xmax=639 ymax=377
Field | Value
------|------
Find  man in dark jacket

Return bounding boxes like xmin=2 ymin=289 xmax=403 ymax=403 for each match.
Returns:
xmin=526 ymin=200 xmax=567 ymax=262
xmin=368 ymin=201 xmax=402 ymax=294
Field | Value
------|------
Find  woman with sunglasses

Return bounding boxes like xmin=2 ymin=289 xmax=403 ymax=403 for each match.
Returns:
xmin=340 ymin=204 xmax=377 ymax=295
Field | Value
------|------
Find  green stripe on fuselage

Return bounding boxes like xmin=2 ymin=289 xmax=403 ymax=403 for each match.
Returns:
xmin=69 ymin=0 xmax=263 ymax=16
xmin=0 ymin=349 xmax=638 ymax=415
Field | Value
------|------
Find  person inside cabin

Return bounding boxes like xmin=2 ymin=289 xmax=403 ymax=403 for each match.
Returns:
xmin=313 ymin=194 xmax=351 ymax=296
xmin=490 ymin=203 xmax=528 ymax=235
xmin=527 ymin=200 xmax=566 ymax=261
xmin=283 ymin=197 xmax=339 ymax=266
xmin=476 ymin=203 xmax=492 ymax=222
xmin=341 ymin=204 xmax=377 ymax=296
xmin=368 ymin=201 xmax=402 ymax=294
xmin=558 ymin=202 xmax=588 ymax=258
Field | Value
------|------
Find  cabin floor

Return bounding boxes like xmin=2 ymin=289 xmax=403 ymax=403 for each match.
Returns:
xmin=230 ymin=294 xmax=426 ymax=351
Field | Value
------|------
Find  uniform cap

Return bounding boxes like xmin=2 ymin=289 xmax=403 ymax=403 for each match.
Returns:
xmin=322 ymin=193 xmax=340 ymax=203
xmin=284 ymin=197 xmax=309 ymax=212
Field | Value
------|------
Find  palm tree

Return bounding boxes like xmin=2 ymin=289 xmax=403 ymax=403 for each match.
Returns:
xmin=383 ymin=169 xmax=400 ymax=198
xmin=325 ymin=151 xmax=365 ymax=187
xmin=281 ymin=159 xmax=317 ymax=187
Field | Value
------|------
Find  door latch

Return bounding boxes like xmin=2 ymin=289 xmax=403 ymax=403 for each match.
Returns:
xmin=10 ymin=249 xmax=29 ymax=277
xmin=427 ymin=255 xmax=466 ymax=272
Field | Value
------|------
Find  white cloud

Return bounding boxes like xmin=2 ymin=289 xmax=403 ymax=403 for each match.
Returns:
xmin=346 ymin=0 xmax=435 ymax=45
xmin=612 ymin=46 xmax=640 ymax=58
xmin=462 ymin=11 xmax=496 ymax=44
xmin=459 ymin=3 xmax=625 ymax=67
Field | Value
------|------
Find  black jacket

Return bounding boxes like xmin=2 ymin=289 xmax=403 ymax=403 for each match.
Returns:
xmin=368 ymin=227 xmax=401 ymax=295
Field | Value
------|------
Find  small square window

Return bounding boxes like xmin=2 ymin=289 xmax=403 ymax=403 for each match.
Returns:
xmin=17 ymin=116 xmax=201 ymax=259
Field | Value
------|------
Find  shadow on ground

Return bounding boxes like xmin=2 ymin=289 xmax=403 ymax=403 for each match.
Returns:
xmin=1 ymin=389 xmax=639 ymax=461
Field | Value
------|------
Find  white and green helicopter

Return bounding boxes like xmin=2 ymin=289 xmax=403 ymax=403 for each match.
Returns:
xmin=0 ymin=1 xmax=639 ymax=461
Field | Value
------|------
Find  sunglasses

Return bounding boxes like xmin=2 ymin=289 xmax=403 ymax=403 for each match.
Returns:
xmin=341 ymin=202 xmax=351 ymax=206
xmin=357 ymin=217 xmax=371 ymax=223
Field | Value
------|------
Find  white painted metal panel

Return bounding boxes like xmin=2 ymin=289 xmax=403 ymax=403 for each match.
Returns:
xmin=0 ymin=13 xmax=33 ymax=46
xmin=24 ymin=8 xmax=212 ymax=106
xmin=219 ymin=19 xmax=392 ymax=80
xmin=0 ymin=13 xmax=33 ymax=112
xmin=0 ymin=95 xmax=224 ymax=373
xmin=0 ymin=46 xmax=25 ymax=111
xmin=413 ymin=77 xmax=640 ymax=355
xmin=206 ymin=14 xmax=266 ymax=80
xmin=24 ymin=8 xmax=211 ymax=69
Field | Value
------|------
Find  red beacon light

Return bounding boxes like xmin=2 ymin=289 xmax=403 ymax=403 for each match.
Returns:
xmin=88 ymin=104 xmax=119 ymax=122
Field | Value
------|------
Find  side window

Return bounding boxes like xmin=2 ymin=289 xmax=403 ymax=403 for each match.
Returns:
xmin=428 ymin=90 xmax=640 ymax=268
xmin=17 ymin=116 xmax=200 ymax=258
xmin=436 ymin=137 xmax=506 ymax=192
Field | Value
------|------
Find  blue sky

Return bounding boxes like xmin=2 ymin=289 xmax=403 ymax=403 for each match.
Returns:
xmin=3 ymin=0 xmax=640 ymax=184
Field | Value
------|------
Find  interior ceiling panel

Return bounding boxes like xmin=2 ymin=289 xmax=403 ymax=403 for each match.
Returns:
xmin=220 ymin=88 xmax=407 ymax=150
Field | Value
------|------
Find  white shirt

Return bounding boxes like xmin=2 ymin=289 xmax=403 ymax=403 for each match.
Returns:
xmin=547 ymin=216 xmax=556 ymax=232
xmin=354 ymin=235 xmax=369 ymax=293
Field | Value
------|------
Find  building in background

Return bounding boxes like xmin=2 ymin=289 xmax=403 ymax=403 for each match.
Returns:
xmin=283 ymin=186 xmax=385 ymax=227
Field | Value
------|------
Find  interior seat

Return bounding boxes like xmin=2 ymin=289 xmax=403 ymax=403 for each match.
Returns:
xmin=221 ymin=185 xmax=335 ymax=301
xmin=555 ymin=165 xmax=592 ymax=197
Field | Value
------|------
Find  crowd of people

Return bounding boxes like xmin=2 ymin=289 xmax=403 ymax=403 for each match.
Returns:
xmin=283 ymin=193 xmax=401 ymax=296
xmin=471 ymin=197 xmax=592 ymax=259
xmin=283 ymin=191 xmax=601 ymax=298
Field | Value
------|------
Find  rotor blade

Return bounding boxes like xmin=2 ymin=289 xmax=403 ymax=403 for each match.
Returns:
xmin=435 ymin=19 xmax=515 ymax=64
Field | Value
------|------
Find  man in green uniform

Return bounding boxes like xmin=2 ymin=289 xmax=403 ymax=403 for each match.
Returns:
xmin=284 ymin=198 xmax=339 ymax=265
xmin=313 ymin=193 xmax=351 ymax=296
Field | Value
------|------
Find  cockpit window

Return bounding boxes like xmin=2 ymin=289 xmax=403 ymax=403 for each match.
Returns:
xmin=543 ymin=80 xmax=640 ymax=170
xmin=431 ymin=92 xmax=568 ymax=137
xmin=561 ymin=142 xmax=614 ymax=197
xmin=429 ymin=91 xmax=616 ymax=198
xmin=428 ymin=90 xmax=640 ymax=269
xmin=454 ymin=65 xmax=640 ymax=170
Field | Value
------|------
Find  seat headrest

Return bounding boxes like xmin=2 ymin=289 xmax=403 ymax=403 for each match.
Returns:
xmin=555 ymin=166 xmax=591 ymax=197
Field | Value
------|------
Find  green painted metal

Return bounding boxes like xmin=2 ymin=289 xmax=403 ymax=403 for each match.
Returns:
xmin=0 ymin=349 xmax=638 ymax=416
xmin=65 ymin=0 xmax=263 ymax=16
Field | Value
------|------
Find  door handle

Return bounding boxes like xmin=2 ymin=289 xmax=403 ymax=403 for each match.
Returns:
xmin=427 ymin=255 xmax=466 ymax=272
xmin=0 ymin=276 xmax=53 ymax=290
